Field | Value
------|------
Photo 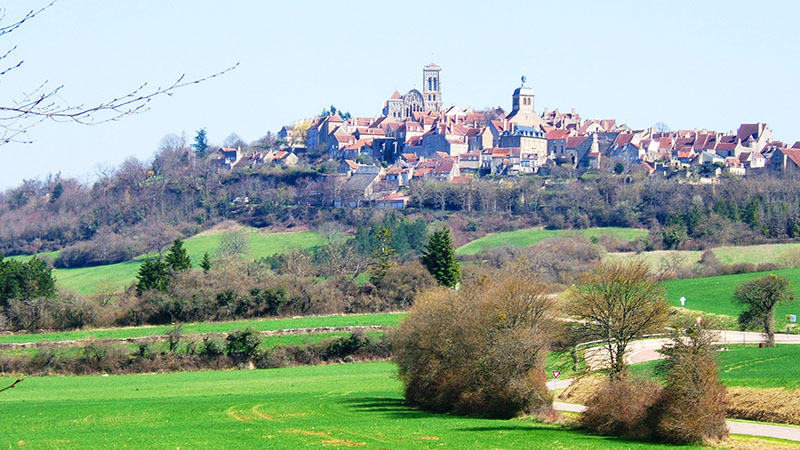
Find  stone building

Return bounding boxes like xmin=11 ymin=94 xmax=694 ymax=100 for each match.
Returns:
xmin=383 ymin=63 xmax=443 ymax=120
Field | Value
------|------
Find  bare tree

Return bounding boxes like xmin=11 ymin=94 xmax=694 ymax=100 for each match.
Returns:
xmin=570 ymin=260 xmax=670 ymax=376
xmin=0 ymin=2 xmax=237 ymax=145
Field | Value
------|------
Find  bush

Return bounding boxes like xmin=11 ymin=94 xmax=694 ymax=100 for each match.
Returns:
xmin=580 ymin=374 xmax=664 ymax=439
xmin=657 ymin=325 xmax=728 ymax=444
xmin=392 ymin=274 xmax=556 ymax=418
xmin=225 ymin=327 xmax=261 ymax=362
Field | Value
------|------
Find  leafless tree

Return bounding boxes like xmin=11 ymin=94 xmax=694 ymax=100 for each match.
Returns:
xmin=0 ymin=2 xmax=237 ymax=145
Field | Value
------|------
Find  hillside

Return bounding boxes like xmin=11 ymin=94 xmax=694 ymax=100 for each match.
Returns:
xmin=455 ymin=226 xmax=647 ymax=256
xmin=36 ymin=228 xmax=324 ymax=295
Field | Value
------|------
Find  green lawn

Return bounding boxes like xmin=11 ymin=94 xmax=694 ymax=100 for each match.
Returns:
xmin=630 ymin=344 xmax=800 ymax=390
xmin=456 ymin=227 xmax=648 ymax=256
xmin=0 ymin=312 xmax=405 ymax=345
xmin=663 ymin=267 xmax=800 ymax=329
xmin=47 ymin=229 xmax=324 ymax=295
xmin=0 ymin=362 xmax=691 ymax=449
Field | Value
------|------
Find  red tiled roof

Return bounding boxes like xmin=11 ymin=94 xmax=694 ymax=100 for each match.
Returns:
xmin=546 ymin=129 xmax=570 ymax=140
xmin=566 ymin=136 xmax=588 ymax=149
xmin=389 ymin=90 xmax=402 ymax=100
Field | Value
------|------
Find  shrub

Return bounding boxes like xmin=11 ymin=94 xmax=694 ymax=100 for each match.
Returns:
xmin=225 ymin=327 xmax=262 ymax=362
xmin=657 ymin=325 xmax=728 ymax=444
xmin=392 ymin=274 xmax=556 ymax=418
xmin=580 ymin=374 xmax=664 ymax=439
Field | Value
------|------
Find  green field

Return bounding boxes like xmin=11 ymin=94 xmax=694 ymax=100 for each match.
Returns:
xmin=39 ymin=229 xmax=325 ymax=295
xmin=663 ymin=267 xmax=800 ymax=329
xmin=630 ymin=344 xmax=800 ymax=390
xmin=0 ymin=362 xmax=693 ymax=449
xmin=0 ymin=312 xmax=404 ymax=345
xmin=608 ymin=242 xmax=800 ymax=271
xmin=456 ymin=226 xmax=648 ymax=256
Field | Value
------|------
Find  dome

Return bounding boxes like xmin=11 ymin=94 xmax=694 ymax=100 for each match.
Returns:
xmin=513 ymin=85 xmax=534 ymax=96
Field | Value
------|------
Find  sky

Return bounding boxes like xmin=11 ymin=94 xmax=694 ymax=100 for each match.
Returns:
xmin=1 ymin=0 xmax=798 ymax=189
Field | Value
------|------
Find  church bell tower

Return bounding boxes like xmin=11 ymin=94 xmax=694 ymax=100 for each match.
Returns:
xmin=422 ymin=63 xmax=442 ymax=112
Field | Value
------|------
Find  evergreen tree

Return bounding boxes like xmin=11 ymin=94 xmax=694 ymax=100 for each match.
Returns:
xmin=369 ymin=226 xmax=396 ymax=284
xmin=200 ymin=252 xmax=212 ymax=273
xmin=0 ymin=255 xmax=56 ymax=307
xmin=421 ymin=227 xmax=461 ymax=289
xmin=165 ymin=238 xmax=191 ymax=271
xmin=192 ymin=128 xmax=209 ymax=157
xmin=136 ymin=258 xmax=170 ymax=293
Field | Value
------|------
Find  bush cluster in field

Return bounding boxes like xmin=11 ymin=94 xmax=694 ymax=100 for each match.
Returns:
xmin=0 ymin=328 xmax=390 ymax=376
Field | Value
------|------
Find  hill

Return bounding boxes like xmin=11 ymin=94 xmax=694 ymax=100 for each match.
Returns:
xmin=37 ymin=228 xmax=323 ymax=295
xmin=455 ymin=226 xmax=647 ymax=256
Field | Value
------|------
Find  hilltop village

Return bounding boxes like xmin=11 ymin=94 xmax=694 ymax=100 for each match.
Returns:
xmin=212 ymin=63 xmax=800 ymax=208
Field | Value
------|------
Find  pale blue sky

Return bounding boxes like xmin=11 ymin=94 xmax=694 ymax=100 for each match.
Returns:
xmin=1 ymin=0 xmax=798 ymax=188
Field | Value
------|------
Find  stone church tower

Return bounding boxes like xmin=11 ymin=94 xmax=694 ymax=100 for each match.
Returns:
xmin=422 ymin=63 xmax=442 ymax=113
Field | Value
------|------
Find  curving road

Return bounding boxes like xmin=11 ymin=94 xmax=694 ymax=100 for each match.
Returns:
xmin=554 ymin=331 xmax=800 ymax=442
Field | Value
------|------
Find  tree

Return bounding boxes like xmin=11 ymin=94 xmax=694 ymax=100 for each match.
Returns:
xmin=733 ymin=274 xmax=794 ymax=347
xmin=392 ymin=275 xmax=556 ymax=418
xmin=164 ymin=238 xmax=191 ymax=272
xmin=0 ymin=3 xmax=238 ymax=145
xmin=192 ymin=128 xmax=209 ymax=157
xmin=570 ymin=260 xmax=669 ymax=375
xmin=135 ymin=257 xmax=170 ymax=293
xmin=200 ymin=252 xmax=212 ymax=273
xmin=223 ymin=132 xmax=245 ymax=149
xmin=657 ymin=323 xmax=728 ymax=444
xmin=420 ymin=227 xmax=460 ymax=289
xmin=217 ymin=230 xmax=249 ymax=258
xmin=0 ymin=255 xmax=56 ymax=307
xmin=368 ymin=226 xmax=395 ymax=284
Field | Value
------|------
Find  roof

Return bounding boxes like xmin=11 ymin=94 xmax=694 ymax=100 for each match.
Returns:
xmin=546 ymin=129 xmax=570 ymax=140
xmin=779 ymin=148 xmax=800 ymax=167
xmin=450 ymin=176 xmax=472 ymax=185
xmin=389 ymin=90 xmax=402 ymax=100
xmin=566 ymin=136 xmax=589 ymax=149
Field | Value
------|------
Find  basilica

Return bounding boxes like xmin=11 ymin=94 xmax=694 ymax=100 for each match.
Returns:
xmin=382 ymin=63 xmax=443 ymax=120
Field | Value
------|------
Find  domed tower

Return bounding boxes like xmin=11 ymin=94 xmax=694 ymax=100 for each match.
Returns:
xmin=422 ymin=63 xmax=442 ymax=112
xmin=506 ymin=75 xmax=546 ymax=128
xmin=511 ymin=75 xmax=535 ymax=115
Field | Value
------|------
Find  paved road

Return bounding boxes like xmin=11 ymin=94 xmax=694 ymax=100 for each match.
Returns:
xmin=557 ymin=331 xmax=800 ymax=442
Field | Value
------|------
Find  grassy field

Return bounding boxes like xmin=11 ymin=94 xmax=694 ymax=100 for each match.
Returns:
xmin=0 ymin=362 xmax=694 ymax=449
xmin=456 ymin=226 xmax=648 ymax=256
xmin=41 ymin=229 xmax=324 ymax=295
xmin=663 ymin=267 xmax=800 ymax=329
xmin=607 ymin=242 xmax=800 ymax=271
xmin=0 ymin=312 xmax=405 ymax=345
xmin=630 ymin=344 xmax=800 ymax=390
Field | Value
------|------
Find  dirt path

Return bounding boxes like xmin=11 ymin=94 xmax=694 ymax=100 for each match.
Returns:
xmin=0 ymin=325 xmax=390 ymax=350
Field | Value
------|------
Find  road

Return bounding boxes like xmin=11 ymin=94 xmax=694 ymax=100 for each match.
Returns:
xmin=556 ymin=331 xmax=800 ymax=442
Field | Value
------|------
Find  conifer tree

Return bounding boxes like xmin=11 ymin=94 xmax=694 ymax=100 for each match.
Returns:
xmin=200 ymin=252 xmax=212 ymax=273
xmin=165 ymin=238 xmax=191 ymax=271
xmin=421 ymin=227 xmax=460 ymax=289
xmin=369 ymin=226 xmax=396 ymax=284
xmin=136 ymin=258 xmax=170 ymax=293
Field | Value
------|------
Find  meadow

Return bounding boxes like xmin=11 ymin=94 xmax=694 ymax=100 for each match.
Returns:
xmin=17 ymin=228 xmax=324 ymax=295
xmin=455 ymin=226 xmax=648 ymax=256
xmin=630 ymin=344 xmax=800 ymax=390
xmin=0 ymin=312 xmax=404 ymax=345
xmin=607 ymin=242 xmax=800 ymax=271
xmin=0 ymin=361 xmax=696 ymax=449
xmin=662 ymin=267 xmax=800 ymax=329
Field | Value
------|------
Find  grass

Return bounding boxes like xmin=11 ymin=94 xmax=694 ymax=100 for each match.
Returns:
xmin=663 ymin=267 xmax=800 ymax=329
xmin=629 ymin=344 xmax=800 ymax=390
xmin=607 ymin=242 xmax=800 ymax=271
xmin=0 ymin=312 xmax=405 ymax=345
xmin=46 ymin=229 xmax=324 ymax=295
xmin=0 ymin=361 xmax=693 ymax=449
xmin=456 ymin=226 xmax=648 ymax=256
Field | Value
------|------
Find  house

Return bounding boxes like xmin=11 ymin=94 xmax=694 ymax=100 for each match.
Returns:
xmin=385 ymin=167 xmax=414 ymax=187
xmin=546 ymin=129 xmax=570 ymax=159
xmin=375 ymin=193 xmax=411 ymax=209
xmin=212 ymin=147 xmax=243 ymax=170
xmin=336 ymin=165 xmax=383 ymax=207
xmin=458 ymin=151 xmax=482 ymax=175
xmin=270 ymin=151 xmax=298 ymax=167
xmin=767 ymin=147 xmax=800 ymax=174
xmin=337 ymin=159 xmax=360 ymax=176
